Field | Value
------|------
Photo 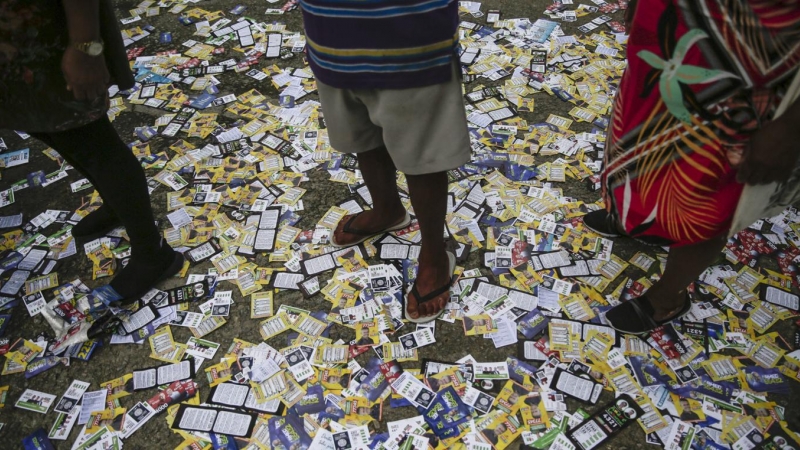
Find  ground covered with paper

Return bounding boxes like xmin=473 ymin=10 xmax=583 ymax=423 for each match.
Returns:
xmin=1 ymin=0 xmax=799 ymax=449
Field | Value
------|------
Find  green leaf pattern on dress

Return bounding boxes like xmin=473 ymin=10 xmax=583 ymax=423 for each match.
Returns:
xmin=637 ymin=29 xmax=737 ymax=123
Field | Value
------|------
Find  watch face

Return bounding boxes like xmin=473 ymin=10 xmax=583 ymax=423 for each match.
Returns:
xmin=88 ymin=42 xmax=104 ymax=56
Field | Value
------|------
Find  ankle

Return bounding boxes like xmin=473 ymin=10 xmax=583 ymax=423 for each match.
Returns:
xmin=418 ymin=245 xmax=447 ymax=266
xmin=130 ymin=239 xmax=172 ymax=261
xmin=646 ymin=289 xmax=685 ymax=311
xmin=370 ymin=202 xmax=405 ymax=218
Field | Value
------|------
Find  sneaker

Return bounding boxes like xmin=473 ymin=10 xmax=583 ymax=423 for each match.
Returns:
xmin=582 ymin=209 xmax=624 ymax=238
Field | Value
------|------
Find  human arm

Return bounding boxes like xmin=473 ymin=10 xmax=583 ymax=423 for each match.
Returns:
xmin=736 ymin=98 xmax=800 ymax=185
xmin=61 ymin=0 xmax=110 ymax=101
xmin=625 ymin=0 xmax=638 ymax=30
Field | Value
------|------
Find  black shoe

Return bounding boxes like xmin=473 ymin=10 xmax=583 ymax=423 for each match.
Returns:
xmin=71 ymin=206 xmax=123 ymax=241
xmin=603 ymin=293 xmax=692 ymax=335
xmin=110 ymin=242 xmax=184 ymax=305
xmin=582 ymin=209 xmax=624 ymax=238
xmin=87 ymin=313 xmax=123 ymax=339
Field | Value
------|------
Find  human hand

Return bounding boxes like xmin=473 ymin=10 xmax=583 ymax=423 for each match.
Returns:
xmin=625 ymin=0 xmax=638 ymax=30
xmin=737 ymin=113 xmax=800 ymax=185
xmin=61 ymin=46 xmax=109 ymax=101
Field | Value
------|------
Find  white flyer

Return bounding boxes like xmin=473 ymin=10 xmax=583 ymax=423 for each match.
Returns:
xmin=54 ymin=379 xmax=90 ymax=414
xmin=390 ymin=372 xmax=436 ymax=409
xmin=15 ymin=389 xmax=57 ymax=414
xmin=398 ymin=329 xmax=436 ymax=350
xmin=48 ymin=405 xmax=81 ymax=440
xmin=77 ymin=390 xmax=107 ymax=425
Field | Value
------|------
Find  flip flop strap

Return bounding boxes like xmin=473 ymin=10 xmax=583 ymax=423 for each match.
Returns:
xmin=629 ymin=296 xmax=659 ymax=331
xmin=655 ymin=291 xmax=692 ymax=325
xmin=340 ymin=214 xmax=375 ymax=236
xmin=411 ymin=280 xmax=452 ymax=304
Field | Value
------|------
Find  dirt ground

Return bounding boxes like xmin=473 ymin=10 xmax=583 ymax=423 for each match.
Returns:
xmin=0 ymin=0 xmax=798 ymax=449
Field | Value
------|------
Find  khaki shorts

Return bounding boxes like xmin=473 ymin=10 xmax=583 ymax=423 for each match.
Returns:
xmin=316 ymin=63 xmax=471 ymax=175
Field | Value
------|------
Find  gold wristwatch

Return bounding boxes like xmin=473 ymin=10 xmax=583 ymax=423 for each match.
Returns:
xmin=72 ymin=40 xmax=104 ymax=56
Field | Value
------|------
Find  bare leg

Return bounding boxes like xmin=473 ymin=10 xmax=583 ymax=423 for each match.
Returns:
xmin=647 ymin=233 xmax=728 ymax=320
xmin=405 ymin=171 xmax=450 ymax=319
xmin=333 ymin=146 xmax=406 ymax=245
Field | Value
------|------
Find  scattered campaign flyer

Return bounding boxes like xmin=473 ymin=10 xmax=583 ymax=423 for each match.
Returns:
xmin=54 ymin=380 xmax=89 ymax=414
xmin=0 ymin=148 xmax=29 ymax=168
xmin=550 ymin=368 xmax=602 ymax=404
xmin=171 ymin=404 xmax=257 ymax=437
xmin=390 ymin=372 xmax=436 ymax=409
xmin=48 ymin=405 xmax=81 ymax=440
xmin=0 ymin=213 xmax=23 ymax=228
xmin=77 ymin=390 xmax=107 ymax=425
xmin=16 ymin=389 xmax=56 ymax=414
xmin=565 ymin=395 xmax=644 ymax=450
xmin=122 ymin=402 xmax=156 ymax=439
xmin=1 ymin=1 xmax=800 ymax=449
xmin=132 ymin=360 xmax=195 ymax=391
xmin=185 ymin=337 xmax=220 ymax=359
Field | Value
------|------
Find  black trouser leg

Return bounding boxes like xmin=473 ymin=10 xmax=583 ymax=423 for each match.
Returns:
xmin=31 ymin=117 xmax=181 ymax=301
xmin=30 ymin=117 xmax=159 ymax=254
xmin=31 ymin=131 xmax=119 ymax=236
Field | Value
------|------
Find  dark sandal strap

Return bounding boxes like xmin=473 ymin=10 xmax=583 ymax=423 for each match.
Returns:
xmin=340 ymin=214 xmax=376 ymax=236
xmin=411 ymin=280 xmax=452 ymax=305
xmin=340 ymin=213 xmax=407 ymax=237
xmin=607 ymin=212 xmax=628 ymax=237
xmin=629 ymin=296 xmax=659 ymax=331
xmin=655 ymin=291 xmax=692 ymax=325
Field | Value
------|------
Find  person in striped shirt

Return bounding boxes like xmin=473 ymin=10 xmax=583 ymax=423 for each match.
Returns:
xmin=302 ymin=0 xmax=471 ymax=323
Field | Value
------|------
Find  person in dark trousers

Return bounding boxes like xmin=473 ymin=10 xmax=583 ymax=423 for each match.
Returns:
xmin=0 ymin=0 xmax=183 ymax=303
xmin=299 ymin=0 xmax=471 ymax=323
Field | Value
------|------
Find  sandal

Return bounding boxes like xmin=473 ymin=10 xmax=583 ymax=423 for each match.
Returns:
xmin=603 ymin=292 xmax=692 ymax=335
xmin=582 ymin=209 xmax=625 ymax=238
xmin=404 ymin=250 xmax=456 ymax=324
xmin=330 ymin=211 xmax=412 ymax=247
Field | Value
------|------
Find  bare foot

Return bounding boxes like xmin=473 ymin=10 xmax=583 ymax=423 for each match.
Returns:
xmin=333 ymin=208 xmax=406 ymax=246
xmin=649 ymin=291 xmax=686 ymax=322
xmin=406 ymin=250 xmax=452 ymax=320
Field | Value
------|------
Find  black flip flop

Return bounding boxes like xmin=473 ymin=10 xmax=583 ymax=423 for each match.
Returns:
xmin=582 ymin=209 xmax=624 ymax=238
xmin=404 ymin=251 xmax=456 ymax=324
xmin=330 ymin=211 xmax=411 ymax=247
xmin=604 ymin=292 xmax=692 ymax=335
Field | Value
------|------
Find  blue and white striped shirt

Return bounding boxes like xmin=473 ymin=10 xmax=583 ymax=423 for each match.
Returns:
xmin=300 ymin=0 xmax=460 ymax=89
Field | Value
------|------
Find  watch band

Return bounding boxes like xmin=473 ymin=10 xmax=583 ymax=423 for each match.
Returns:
xmin=72 ymin=40 xmax=104 ymax=56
